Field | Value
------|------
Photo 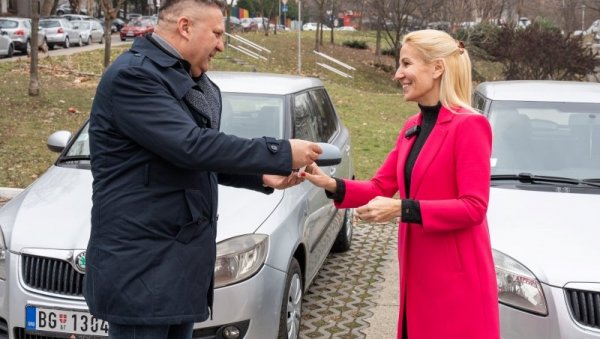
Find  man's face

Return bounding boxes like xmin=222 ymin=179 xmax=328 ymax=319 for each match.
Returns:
xmin=185 ymin=6 xmax=224 ymax=77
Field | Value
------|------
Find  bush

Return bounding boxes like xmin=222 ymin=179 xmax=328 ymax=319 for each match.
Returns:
xmin=381 ymin=47 xmax=396 ymax=57
xmin=480 ymin=22 xmax=599 ymax=80
xmin=342 ymin=40 xmax=368 ymax=49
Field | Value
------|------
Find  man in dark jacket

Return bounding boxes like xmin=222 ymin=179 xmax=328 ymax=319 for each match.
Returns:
xmin=84 ymin=0 xmax=322 ymax=337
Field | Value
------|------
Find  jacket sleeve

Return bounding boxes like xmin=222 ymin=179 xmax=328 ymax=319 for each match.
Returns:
xmin=110 ymin=66 xmax=292 ymax=176
xmin=334 ymin=131 xmax=403 ymax=209
xmin=419 ymin=114 xmax=492 ymax=232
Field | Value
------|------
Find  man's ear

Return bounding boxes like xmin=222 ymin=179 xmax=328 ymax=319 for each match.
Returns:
xmin=177 ymin=16 xmax=192 ymax=39
xmin=432 ymin=59 xmax=445 ymax=79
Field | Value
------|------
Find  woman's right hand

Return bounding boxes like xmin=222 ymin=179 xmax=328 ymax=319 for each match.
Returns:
xmin=301 ymin=164 xmax=338 ymax=193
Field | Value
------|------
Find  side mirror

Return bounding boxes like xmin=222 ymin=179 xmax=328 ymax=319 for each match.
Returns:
xmin=314 ymin=143 xmax=342 ymax=166
xmin=47 ymin=130 xmax=72 ymax=153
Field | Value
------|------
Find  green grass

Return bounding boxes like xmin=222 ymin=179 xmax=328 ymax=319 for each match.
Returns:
xmin=0 ymin=31 xmax=466 ymax=187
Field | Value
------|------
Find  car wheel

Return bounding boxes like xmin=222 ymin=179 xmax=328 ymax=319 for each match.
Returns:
xmin=40 ymin=38 xmax=48 ymax=53
xmin=86 ymin=36 xmax=92 ymax=45
xmin=64 ymin=37 xmax=70 ymax=48
xmin=6 ymin=44 xmax=13 ymax=58
xmin=120 ymin=37 xmax=126 ymax=41
xmin=278 ymin=258 xmax=302 ymax=339
xmin=99 ymin=35 xmax=105 ymax=44
xmin=78 ymin=36 xmax=83 ymax=47
xmin=332 ymin=208 xmax=354 ymax=253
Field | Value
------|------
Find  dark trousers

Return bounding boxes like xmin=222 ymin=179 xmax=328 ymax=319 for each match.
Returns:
xmin=108 ymin=322 xmax=194 ymax=339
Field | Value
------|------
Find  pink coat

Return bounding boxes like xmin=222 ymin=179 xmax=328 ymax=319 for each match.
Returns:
xmin=336 ymin=106 xmax=499 ymax=339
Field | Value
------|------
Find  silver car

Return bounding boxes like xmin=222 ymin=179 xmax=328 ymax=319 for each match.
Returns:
xmin=71 ymin=20 xmax=104 ymax=45
xmin=473 ymin=80 xmax=600 ymax=339
xmin=0 ymin=72 xmax=354 ymax=339
xmin=0 ymin=31 xmax=13 ymax=57
xmin=39 ymin=18 xmax=82 ymax=49
xmin=0 ymin=17 xmax=47 ymax=55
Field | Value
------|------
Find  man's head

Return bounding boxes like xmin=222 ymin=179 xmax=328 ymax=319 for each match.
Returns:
xmin=155 ymin=0 xmax=226 ymax=77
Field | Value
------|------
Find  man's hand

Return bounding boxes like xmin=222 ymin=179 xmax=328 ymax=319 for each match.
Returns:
xmin=289 ymin=139 xmax=322 ymax=169
xmin=355 ymin=197 xmax=402 ymax=223
xmin=263 ymin=173 xmax=305 ymax=190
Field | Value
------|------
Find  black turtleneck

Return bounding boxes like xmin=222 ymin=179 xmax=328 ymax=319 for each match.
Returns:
xmin=400 ymin=102 xmax=441 ymax=224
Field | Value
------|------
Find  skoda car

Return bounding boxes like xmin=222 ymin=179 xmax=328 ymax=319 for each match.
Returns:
xmin=0 ymin=72 xmax=355 ymax=339
xmin=474 ymin=81 xmax=600 ymax=338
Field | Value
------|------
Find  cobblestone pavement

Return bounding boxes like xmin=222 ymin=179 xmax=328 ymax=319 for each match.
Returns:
xmin=300 ymin=221 xmax=398 ymax=339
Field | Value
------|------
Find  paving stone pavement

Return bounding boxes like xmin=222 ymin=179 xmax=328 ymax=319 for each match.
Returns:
xmin=300 ymin=221 xmax=399 ymax=339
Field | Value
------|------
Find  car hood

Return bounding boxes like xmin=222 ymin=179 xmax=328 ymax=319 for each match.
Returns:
xmin=0 ymin=166 xmax=283 ymax=252
xmin=488 ymin=186 xmax=600 ymax=286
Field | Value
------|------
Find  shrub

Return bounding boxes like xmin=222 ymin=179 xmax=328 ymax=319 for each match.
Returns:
xmin=342 ymin=40 xmax=368 ymax=49
xmin=381 ymin=47 xmax=396 ymax=57
xmin=480 ymin=22 xmax=599 ymax=80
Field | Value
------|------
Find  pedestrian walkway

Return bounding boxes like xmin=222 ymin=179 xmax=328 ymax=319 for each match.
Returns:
xmin=300 ymin=221 xmax=399 ymax=338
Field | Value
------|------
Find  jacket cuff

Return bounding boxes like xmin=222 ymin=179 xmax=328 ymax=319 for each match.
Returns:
xmin=401 ymin=199 xmax=422 ymax=224
xmin=324 ymin=177 xmax=346 ymax=203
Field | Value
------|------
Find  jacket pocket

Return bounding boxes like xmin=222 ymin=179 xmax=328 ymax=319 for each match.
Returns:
xmin=176 ymin=189 xmax=211 ymax=244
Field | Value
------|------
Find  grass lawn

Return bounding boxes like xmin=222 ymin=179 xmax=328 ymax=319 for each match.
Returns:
xmin=0 ymin=31 xmax=452 ymax=187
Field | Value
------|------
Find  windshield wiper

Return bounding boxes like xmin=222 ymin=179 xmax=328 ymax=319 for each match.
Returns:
xmin=58 ymin=155 xmax=91 ymax=163
xmin=491 ymin=173 xmax=600 ymax=188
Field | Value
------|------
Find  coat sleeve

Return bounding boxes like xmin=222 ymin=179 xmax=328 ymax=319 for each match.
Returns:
xmin=110 ymin=67 xmax=292 ymax=176
xmin=335 ymin=131 xmax=403 ymax=209
xmin=419 ymin=114 xmax=492 ymax=232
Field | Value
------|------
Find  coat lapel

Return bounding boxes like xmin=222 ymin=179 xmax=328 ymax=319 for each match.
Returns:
xmin=398 ymin=118 xmax=420 ymax=199
xmin=409 ymin=106 xmax=455 ymax=198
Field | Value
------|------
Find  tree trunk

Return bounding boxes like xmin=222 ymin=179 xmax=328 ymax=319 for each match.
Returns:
xmin=29 ymin=0 xmax=40 ymax=97
xmin=41 ymin=0 xmax=57 ymax=17
xmin=100 ymin=0 xmax=125 ymax=70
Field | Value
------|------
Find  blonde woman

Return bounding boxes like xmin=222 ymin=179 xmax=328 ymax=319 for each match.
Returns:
xmin=302 ymin=29 xmax=499 ymax=339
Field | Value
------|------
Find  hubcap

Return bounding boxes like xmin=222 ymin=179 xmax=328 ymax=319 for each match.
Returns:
xmin=345 ymin=209 xmax=354 ymax=240
xmin=286 ymin=273 xmax=302 ymax=339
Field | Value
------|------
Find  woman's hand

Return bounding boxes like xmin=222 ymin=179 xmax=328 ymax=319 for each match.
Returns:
xmin=263 ymin=173 xmax=304 ymax=190
xmin=300 ymin=164 xmax=337 ymax=192
xmin=355 ymin=197 xmax=402 ymax=223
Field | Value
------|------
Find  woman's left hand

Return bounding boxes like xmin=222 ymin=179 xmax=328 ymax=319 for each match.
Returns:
xmin=356 ymin=196 xmax=402 ymax=223
xmin=263 ymin=173 xmax=305 ymax=190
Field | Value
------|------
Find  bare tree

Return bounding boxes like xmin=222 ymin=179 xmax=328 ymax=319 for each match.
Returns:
xmin=41 ymin=0 xmax=58 ymax=16
xmin=372 ymin=0 xmax=419 ymax=69
xmin=29 ymin=0 xmax=40 ymax=96
xmin=69 ymin=0 xmax=81 ymax=13
xmin=312 ymin=0 xmax=327 ymax=50
xmin=100 ymin=0 xmax=125 ymax=70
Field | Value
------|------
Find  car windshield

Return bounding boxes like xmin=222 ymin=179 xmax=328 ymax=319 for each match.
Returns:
xmin=489 ymin=100 xmax=600 ymax=180
xmin=62 ymin=94 xmax=284 ymax=158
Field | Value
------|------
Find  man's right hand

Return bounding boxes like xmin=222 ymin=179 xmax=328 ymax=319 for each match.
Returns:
xmin=289 ymin=139 xmax=322 ymax=169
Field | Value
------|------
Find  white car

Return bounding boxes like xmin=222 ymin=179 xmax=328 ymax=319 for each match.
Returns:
xmin=0 ymin=72 xmax=354 ymax=339
xmin=302 ymin=22 xmax=331 ymax=31
xmin=474 ymin=80 xmax=600 ymax=339
xmin=0 ymin=31 xmax=13 ymax=58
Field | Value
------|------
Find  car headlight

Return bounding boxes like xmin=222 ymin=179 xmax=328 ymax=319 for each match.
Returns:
xmin=0 ymin=228 xmax=6 ymax=280
xmin=214 ymin=234 xmax=268 ymax=288
xmin=493 ymin=249 xmax=548 ymax=315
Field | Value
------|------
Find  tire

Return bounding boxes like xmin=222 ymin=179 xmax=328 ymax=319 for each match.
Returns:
xmin=120 ymin=37 xmax=126 ymax=41
xmin=48 ymin=43 xmax=55 ymax=50
xmin=77 ymin=36 xmax=83 ymax=47
xmin=86 ymin=36 xmax=92 ymax=45
xmin=64 ymin=37 xmax=70 ymax=49
xmin=21 ymin=39 xmax=30 ymax=56
xmin=6 ymin=44 xmax=13 ymax=58
xmin=99 ymin=35 xmax=104 ymax=44
xmin=332 ymin=208 xmax=354 ymax=253
xmin=277 ymin=258 xmax=302 ymax=339
xmin=40 ymin=39 xmax=48 ymax=53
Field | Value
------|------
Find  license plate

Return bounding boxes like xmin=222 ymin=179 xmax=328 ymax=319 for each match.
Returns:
xmin=26 ymin=305 xmax=108 ymax=337
xmin=127 ymin=32 xmax=134 ymax=36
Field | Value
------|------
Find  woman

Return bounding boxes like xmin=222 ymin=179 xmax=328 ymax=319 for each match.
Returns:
xmin=302 ymin=30 xmax=499 ymax=339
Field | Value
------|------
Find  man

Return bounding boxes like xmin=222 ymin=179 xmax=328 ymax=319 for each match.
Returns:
xmin=83 ymin=0 xmax=321 ymax=337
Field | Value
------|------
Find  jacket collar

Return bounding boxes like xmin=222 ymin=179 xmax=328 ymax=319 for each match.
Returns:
xmin=130 ymin=34 xmax=190 ymax=72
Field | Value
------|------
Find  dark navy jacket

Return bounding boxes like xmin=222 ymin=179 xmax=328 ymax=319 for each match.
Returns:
xmin=84 ymin=36 xmax=292 ymax=325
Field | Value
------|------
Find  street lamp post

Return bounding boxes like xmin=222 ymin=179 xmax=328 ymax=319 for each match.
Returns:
xmin=582 ymin=5 xmax=586 ymax=31
xmin=297 ymin=0 xmax=301 ymax=74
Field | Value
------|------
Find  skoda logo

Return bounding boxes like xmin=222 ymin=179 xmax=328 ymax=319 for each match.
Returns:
xmin=73 ymin=251 xmax=86 ymax=274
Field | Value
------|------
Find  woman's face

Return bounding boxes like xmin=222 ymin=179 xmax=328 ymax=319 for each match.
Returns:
xmin=394 ymin=44 xmax=441 ymax=106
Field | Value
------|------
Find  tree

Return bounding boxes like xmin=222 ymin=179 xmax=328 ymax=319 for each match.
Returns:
xmin=373 ymin=0 xmax=419 ymax=69
xmin=100 ymin=0 xmax=125 ymax=70
xmin=41 ymin=0 xmax=58 ymax=16
xmin=29 ymin=0 xmax=40 ymax=96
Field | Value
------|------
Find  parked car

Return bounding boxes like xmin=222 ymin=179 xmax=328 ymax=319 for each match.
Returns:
xmin=0 ymin=71 xmax=354 ymax=339
xmin=119 ymin=18 xmax=155 ymax=41
xmin=240 ymin=17 xmax=258 ymax=32
xmin=335 ymin=25 xmax=356 ymax=31
xmin=302 ymin=22 xmax=331 ymax=31
xmin=55 ymin=4 xmax=87 ymax=16
xmin=39 ymin=17 xmax=83 ymax=49
xmin=60 ymin=14 xmax=92 ymax=22
xmin=71 ymin=20 xmax=104 ymax=45
xmin=0 ymin=31 xmax=13 ymax=58
xmin=223 ymin=16 xmax=242 ymax=32
xmin=0 ymin=17 xmax=47 ymax=55
xmin=473 ymin=80 xmax=600 ymax=339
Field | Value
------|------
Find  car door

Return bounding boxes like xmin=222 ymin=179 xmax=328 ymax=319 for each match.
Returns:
xmin=0 ymin=33 xmax=10 ymax=56
xmin=293 ymin=88 xmax=347 ymax=283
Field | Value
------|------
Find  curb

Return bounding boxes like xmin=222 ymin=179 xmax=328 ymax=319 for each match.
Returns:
xmin=0 ymin=187 xmax=24 ymax=200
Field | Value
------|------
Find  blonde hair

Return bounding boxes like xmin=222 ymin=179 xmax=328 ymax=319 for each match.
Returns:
xmin=402 ymin=29 xmax=474 ymax=112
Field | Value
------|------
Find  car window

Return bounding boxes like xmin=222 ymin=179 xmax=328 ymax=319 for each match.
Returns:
xmin=293 ymin=92 xmax=319 ymax=142
xmin=220 ymin=93 xmax=284 ymax=139
xmin=40 ymin=20 xmax=60 ymax=28
xmin=308 ymin=89 xmax=338 ymax=142
xmin=489 ymin=100 xmax=600 ymax=179
xmin=66 ymin=123 xmax=90 ymax=157
xmin=473 ymin=93 xmax=487 ymax=114
xmin=0 ymin=20 xmax=18 ymax=29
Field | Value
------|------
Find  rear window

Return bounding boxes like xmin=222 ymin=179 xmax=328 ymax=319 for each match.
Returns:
xmin=0 ymin=20 xmax=18 ymax=29
xmin=40 ymin=20 xmax=60 ymax=28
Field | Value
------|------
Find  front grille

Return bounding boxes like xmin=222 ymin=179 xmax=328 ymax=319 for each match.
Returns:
xmin=0 ymin=316 xmax=8 ymax=339
xmin=21 ymin=254 xmax=84 ymax=297
xmin=565 ymin=288 xmax=600 ymax=329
